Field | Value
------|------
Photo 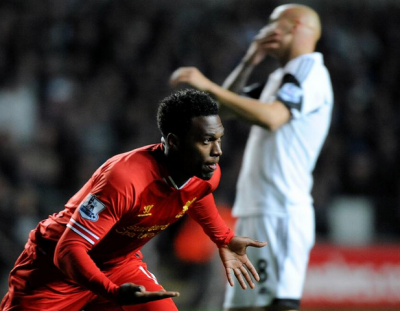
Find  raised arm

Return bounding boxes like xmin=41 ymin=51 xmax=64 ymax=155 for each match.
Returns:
xmin=222 ymin=37 xmax=268 ymax=93
xmin=169 ymin=67 xmax=290 ymax=131
xmin=219 ymin=29 xmax=270 ymax=118
xmin=170 ymin=22 xmax=292 ymax=130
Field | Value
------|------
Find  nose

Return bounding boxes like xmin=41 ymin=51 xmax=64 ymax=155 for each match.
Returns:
xmin=211 ymin=141 xmax=222 ymax=157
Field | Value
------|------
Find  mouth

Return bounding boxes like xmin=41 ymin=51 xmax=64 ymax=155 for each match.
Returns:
xmin=204 ymin=163 xmax=218 ymax=172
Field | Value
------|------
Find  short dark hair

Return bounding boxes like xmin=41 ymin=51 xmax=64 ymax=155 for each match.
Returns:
xmin=157 ymin=89 xmax=219 ymax=138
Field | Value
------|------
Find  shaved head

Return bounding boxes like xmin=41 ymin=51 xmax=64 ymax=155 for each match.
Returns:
xmin=271 ymin=4 xmax=321 ymax=41
xmin=254 ymin=3 xmax=322 ymax=64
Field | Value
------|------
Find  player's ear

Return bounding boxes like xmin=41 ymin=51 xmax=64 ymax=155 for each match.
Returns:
xmin=166 ymin=133 xmax=180 ymax=151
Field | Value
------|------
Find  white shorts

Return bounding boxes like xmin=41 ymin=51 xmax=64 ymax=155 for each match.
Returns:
xmin=223 ymin=209 xmax=315 ymax=308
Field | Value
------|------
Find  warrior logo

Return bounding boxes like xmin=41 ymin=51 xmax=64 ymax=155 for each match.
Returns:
xmin=79 ymin=194 xmax=105 ymax=222
xmin=138 ymin=205 xmax=154 ymax=217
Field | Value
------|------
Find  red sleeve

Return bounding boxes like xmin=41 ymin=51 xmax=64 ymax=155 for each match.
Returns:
xmin=54 ymin=163 xmax=135 ymax=302
xmin=187 ymin=193 xmax=234 ymax=247
xmin=54 ymin=231 xmax=120 ymax=302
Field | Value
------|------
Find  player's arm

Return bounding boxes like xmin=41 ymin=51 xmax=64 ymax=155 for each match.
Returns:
xmin=55 ymin=228 xmax=179 ymax=304
xmin=187 ymin=193 xmax=234 ymax=247
xmin=222 ymin=39 xmax=269 ymax=94
xmin=221 ymin=59 xmax=255 ymax=95
xmin=218 ymin=55 xmax=257 ymax=119
xmin=223 ymin=23 xmax=275 ymax=94
xmin=54 ymin=167 xmax=179 ymax=305
xmin=170 ymin=67 xmax=290 ymax=131
xmin=187 ymin=194 xmax=267 ymax=289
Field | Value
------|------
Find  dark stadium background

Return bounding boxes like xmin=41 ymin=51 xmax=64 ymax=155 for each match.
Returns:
xmin=0 ymin=0 xmax=399 ymax=309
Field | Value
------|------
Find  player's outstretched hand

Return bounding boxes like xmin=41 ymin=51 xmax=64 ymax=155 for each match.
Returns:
xmin=169 ymin=67 xmax=215 ymax=92
xmin=219 ymin=236 xmax=267 ymax=290
xmin=118 ymin=283 xmax=180 ymax=305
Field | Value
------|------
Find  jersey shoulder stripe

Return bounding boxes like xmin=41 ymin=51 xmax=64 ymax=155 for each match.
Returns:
xmin=295 ymin=57 xmax=315 ymax=83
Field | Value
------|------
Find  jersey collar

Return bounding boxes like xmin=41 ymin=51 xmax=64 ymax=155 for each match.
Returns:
xmin=163 ymin=176 xmax=192 ymax=190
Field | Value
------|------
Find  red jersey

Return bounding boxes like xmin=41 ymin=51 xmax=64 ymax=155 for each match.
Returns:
xmin=29 ymin=143 xmax=233 ymax=302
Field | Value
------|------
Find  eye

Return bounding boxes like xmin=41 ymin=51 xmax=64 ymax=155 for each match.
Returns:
xmin=203 ymin=138 xmax=211 ymax=144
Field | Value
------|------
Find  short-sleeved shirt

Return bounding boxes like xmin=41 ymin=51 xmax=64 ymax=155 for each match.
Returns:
xmin=232 ymin=53 xmax=333 ymax=217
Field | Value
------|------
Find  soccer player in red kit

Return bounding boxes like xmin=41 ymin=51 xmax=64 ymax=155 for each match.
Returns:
xmin=1 ymin=89 xmax=267 ymax=311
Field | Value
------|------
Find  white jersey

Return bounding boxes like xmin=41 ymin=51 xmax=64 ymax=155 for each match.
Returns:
xmin=232 ymin=53 xmax=333 ymax=217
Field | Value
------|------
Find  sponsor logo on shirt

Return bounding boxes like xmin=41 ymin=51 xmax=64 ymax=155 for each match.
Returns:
xmin=138 ymin=205 xmax=154 ymax=217
xmin=175 ymin=197 xmax=197 ymax=218
xmin=79 ymin=194 xmax=105 ymax=222
xmin=115 ymin=223 xmax=170 ymax=239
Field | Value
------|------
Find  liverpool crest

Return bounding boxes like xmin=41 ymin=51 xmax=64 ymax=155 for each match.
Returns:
xmin=176 ymin=197 xmax=197 ymax=218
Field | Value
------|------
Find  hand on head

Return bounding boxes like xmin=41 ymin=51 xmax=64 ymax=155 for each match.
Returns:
xmin=246 ymin=4 xmax=321 ymax=65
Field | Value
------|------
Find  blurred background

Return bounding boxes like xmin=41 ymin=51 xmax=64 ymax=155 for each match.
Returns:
xmin=0 ymin=0 xmax=400 ymax=310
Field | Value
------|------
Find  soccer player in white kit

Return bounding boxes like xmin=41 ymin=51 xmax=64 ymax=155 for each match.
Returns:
xmin=170 ymin=4 xmax=333 ymax=311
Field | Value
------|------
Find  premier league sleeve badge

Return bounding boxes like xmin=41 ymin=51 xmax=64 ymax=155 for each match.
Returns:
xmin=79 ymin=194 xmax=106 ymax=222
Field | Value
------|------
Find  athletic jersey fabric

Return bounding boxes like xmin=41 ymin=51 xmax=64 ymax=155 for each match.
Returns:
xmin=232 ymin=53 xmax=333 ymax=217
xmin=27 ymin=143 xmax=233 ymax=302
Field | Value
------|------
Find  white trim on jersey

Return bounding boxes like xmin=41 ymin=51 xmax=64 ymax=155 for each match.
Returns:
xmin=70 ymin=218 xmax=100 ymax=239
xmin=66 ymin=224 xmax=95 ymax=245
xmin=139 ymin=266 xmax=159 ymax=284
xmin=66 ymin=218 xmax=100 ymax=245
xmin=165 ymin=176 xmax=191 ymax=189
xmin=295 ymin=58 xmax=315 ymax=83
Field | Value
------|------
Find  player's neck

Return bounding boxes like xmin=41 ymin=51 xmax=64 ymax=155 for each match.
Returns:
xmin=166 ymin=175 xmax=191 ymax=189
xmin=164 ymin=154 xmax=191 ymax=188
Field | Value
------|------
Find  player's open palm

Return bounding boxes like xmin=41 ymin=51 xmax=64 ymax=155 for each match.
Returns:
xmin=118 ymin=283 xmax=180 ymax=305
xmin=219 ymin=236 xmax=267 ymax=290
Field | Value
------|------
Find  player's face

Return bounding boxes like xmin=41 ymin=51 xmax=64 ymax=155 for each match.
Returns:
xmin=180 ymin=115 xmax=224 ymax=180
xmin=256 ymin=10 xmax=294 ymax=61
